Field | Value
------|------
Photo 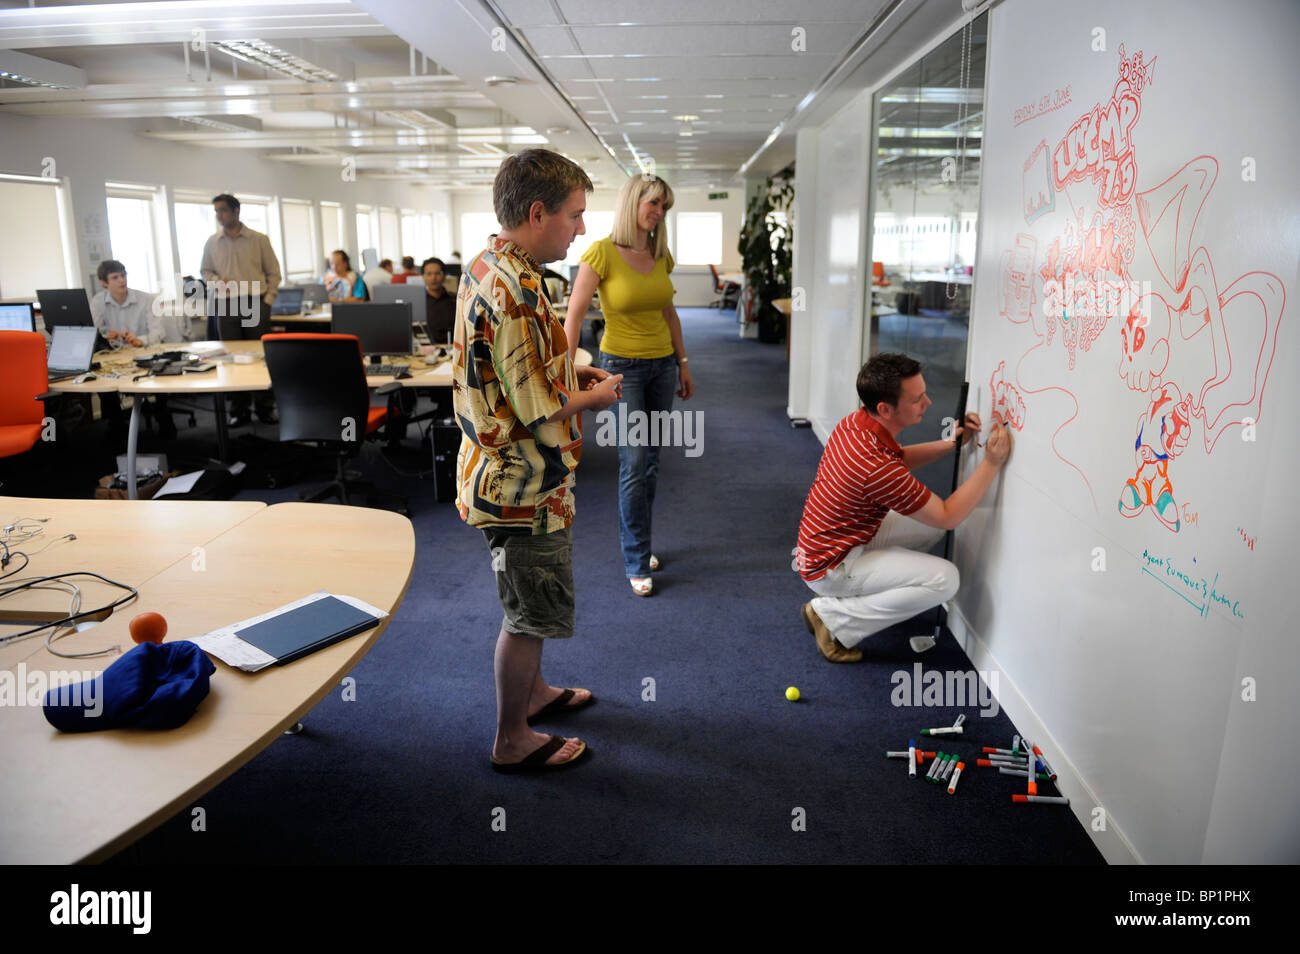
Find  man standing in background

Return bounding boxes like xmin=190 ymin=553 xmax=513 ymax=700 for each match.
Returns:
xmin=200 ymin=193 xmax=280 ymax=425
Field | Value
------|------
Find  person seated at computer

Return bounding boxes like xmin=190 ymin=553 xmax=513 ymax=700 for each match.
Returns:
xmin=364 ymin=257 xmax=394 ymax=289
xmin=325 ymin=250 xmax=367 ymax=302
xmin=420 ymin=256 xmax=455 ymax=345
xmin=392 ymin=256 xmax=417 ymax=284
xmin=88 ymin=260 xmax=177 ymax=439
xmin=90 ymin=259 xmax=160 ymax=347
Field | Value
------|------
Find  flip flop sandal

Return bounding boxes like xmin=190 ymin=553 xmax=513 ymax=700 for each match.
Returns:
xmin=630 ymin=577 xmax=653 ymax=596
xmin=649 ymin=554 xmax=660 ymax=571
xmin=491 ymin=735 xmax=588 ymax=773
xmin=527 ymin=688 xmax=596 ymax=724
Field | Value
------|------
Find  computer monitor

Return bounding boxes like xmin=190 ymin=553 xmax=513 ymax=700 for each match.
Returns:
xmin=270 ymin=287 xmax=304 ymax=315
xmin=370 ymin=283 xmax=421 ymax=309
xmin=330 ymin=303 xmax=412 ymax=361
xmin=0 ymin=302 xmax=34 ymax=332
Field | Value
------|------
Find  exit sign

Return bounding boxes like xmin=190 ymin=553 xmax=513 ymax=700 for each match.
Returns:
xmin=708 ymin=191 xmax=729 ymax=200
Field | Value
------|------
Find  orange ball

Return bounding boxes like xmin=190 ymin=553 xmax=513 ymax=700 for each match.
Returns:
xmin=129 ymin=612 xmax=167 ymax=644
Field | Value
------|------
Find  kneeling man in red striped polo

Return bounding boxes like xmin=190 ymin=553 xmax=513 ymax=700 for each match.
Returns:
xmin=795 ymin=353 xmax=1012 ymax=662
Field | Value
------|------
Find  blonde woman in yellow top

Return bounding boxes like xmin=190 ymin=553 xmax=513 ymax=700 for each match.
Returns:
xmin=565 ymin=174 xmax=694 ymax=596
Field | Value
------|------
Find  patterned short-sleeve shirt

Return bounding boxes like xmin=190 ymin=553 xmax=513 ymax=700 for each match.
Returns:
xmin=453 ymin=237 xmax=582 ymax=533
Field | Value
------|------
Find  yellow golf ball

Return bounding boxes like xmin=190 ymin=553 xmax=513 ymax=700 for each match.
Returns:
xmin=785 ymin=686 xmax=800 ymax=702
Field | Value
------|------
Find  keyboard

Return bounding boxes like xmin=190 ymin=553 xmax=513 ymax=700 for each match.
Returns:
xmin=365 ymin=364 xmax=409 ymax=376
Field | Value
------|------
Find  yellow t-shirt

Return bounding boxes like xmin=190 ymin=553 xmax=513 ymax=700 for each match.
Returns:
xmin=581 ymin=236 xmax=675 ymax=358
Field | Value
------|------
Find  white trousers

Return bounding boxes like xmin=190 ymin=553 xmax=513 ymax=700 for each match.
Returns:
xmin=803 ymin=511 xmax=958 ymax=649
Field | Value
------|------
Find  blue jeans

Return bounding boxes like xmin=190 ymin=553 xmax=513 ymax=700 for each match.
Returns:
xmin=601 ymin=353 xmax=678 ymax=578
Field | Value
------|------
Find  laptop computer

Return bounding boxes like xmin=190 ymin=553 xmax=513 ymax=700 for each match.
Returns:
xmin=270 ymin=287 xmax=304 ymax=315
xmin=0 ymin=302 xmax=35 ymax=332
xmin=37 ymin=288 xmax=109 ymax=351
xmin=299 ymin=284 xmax=329 ymax=307
xmin=46 ymin=325 xmax=98 ymax=382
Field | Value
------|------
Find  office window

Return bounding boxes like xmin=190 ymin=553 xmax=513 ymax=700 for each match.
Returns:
xmin=173 ymin=198 xmax=216 ymax=277
xmin=106 ymin=182 xmax=172 ymax=295
xmin=434 ymin=210 xmax=452 ymax=258
xmin=400 ymin=210 xmax=434 ymax=261
xmin=105 ymin=196 xmax=160 ymax=293
xmin=378 ymin=207 xmax=400 ymax=262
xmin=0 ymin=174 xmax=74 ymax=298
xmin=281 ymin=200 xmax=318 ymax=283
xmin=564 ymin=210 xmax=613 ymax=267
xmin=355 ymin=206 xmax=374 ymax=261
xmin=460 ymin=212 xmax=500 ymax=258
xmin=673 ymin=211 xmax=721 ymax=265
xmin=320 ymin=202 xmax=344 ymax=273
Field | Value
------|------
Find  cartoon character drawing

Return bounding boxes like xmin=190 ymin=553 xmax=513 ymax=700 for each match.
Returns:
xmin=1118 ymin=382 xmax=1193 ymax=531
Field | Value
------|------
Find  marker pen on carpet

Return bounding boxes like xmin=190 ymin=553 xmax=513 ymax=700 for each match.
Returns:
xmin=1011 ymin=734 xmax=1021 ymax=755
xmin=998 ymin=767 xmax=1052 ymax=781
xmin=1013 ymin=795 xmax=1070 ymax=805
xmin=908 ymin=739 xmax=917 ymax=777
xmin=922 ymin=726 xmax=963 ymax=736
xmin=940 ymin=755 xmax=957 ymax=781
xmin=927 ymin=752 xmax=945 ymax=781
xmin=952 ymin=714 xmax=966 ymax=729
xmin=947 ymin=761 xmax=965 ymax=795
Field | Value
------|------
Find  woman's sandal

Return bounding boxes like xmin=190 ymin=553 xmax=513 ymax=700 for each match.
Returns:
xmin=649 ymin=554 xmax=660 ymax=571
xmin=630 ymin=577 xmax=653 ymax=596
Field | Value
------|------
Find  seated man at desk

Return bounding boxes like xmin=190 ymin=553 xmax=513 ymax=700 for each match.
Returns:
xmin=420 ymin=256 xmax=455 ymax=344
xmin=391 ymin=256 xmax=417 ymax=284
xmin=89 ymin=260 xmax=174 ymax=439
xmin=90 ymin=259 xmax=160 ymax=347
xmin=795 ymin=353 xmax=1011 ymax=662
xmin=364 ymin=257 xmax=394 ymax=289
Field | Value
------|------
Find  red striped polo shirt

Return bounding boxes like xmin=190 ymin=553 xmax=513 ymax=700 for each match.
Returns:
xmin=797 ymin=409 xmax=932 ymax=581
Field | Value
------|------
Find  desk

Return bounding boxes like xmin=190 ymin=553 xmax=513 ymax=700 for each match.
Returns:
xmin=0 ymin=495 xmax=414 ymax=864
xmin=49 ymin=342 xmax=455 ymax=498
xmin=47 ymin=343 xmax=588 ymax=499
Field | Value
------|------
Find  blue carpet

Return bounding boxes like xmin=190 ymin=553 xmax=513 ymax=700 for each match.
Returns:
xmin=111 ymin=308 xmax=1104 ymax=865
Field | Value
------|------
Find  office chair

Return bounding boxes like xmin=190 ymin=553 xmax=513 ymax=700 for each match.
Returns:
xmin=872 ymin=261 xmax=890 ymax=286
xmin=0 ymin=331 xmax=48 ymax=460
xmin=709 ymin=265 xmax=741 ymax=310
xmin=262 ymin=333 xmax=407 ymax=513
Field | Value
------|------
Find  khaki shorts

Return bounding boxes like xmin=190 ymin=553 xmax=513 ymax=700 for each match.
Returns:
xmin=483 ymin=527 xmax=575 ymax=639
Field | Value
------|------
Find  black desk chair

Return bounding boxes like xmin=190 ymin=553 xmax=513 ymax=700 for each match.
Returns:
xmin=262 ymin=333 xmax=406 ymax=512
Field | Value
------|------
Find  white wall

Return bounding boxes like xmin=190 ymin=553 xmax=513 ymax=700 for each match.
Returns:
xmin=0 ymin=113 xmax=453 ymax=296
xmin=795 ymin=90 xmax=873 ymax=441
xmin=451 ymin=184 xmax=743 ymax=307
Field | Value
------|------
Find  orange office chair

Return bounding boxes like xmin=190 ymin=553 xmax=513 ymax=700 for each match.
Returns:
xmin=261 ymin=333 xmax=406 ymax=512
xmin=0 ymin=330 xmax=48 ymax=460
xmin=872 ymin=261 xmax=890 ymax=286
xmin=709 ymin=265 xmax=741 ymax=310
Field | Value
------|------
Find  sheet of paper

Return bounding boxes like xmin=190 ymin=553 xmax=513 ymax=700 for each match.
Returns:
xmin=152 ymin=470 xmax=204 ymax=498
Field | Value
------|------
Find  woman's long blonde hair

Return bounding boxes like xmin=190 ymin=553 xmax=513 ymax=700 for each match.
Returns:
xmin=610 ymin=173 xmax=674 ymax=260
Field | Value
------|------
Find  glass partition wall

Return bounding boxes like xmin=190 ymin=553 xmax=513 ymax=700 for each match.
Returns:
xmin=868 ymin=14 xmax=987 ymax=454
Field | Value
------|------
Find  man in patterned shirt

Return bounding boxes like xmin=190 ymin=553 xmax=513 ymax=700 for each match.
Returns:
xmin=455 ymin=149 xmax=623 ymax=772
xmin=795 ymin=353 xmax=1012 ymax=662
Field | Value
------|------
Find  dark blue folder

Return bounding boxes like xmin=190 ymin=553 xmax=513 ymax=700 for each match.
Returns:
xmin=235 ymin=596 xmax=381 ymax=666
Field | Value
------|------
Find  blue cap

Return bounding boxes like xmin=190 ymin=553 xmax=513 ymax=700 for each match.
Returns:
xmin=43 ymin=640 xmax=215 ymax=733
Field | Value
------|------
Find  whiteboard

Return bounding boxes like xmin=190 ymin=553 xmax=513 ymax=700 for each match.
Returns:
xmin=957 ymin=0 xmax=1300 ymax=863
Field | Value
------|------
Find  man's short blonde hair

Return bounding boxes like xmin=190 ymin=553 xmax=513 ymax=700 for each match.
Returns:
xmin=494 ymin=149 xmax=594 ymax=230
xmin=611 ymin=174 xmax=674 ymax=260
